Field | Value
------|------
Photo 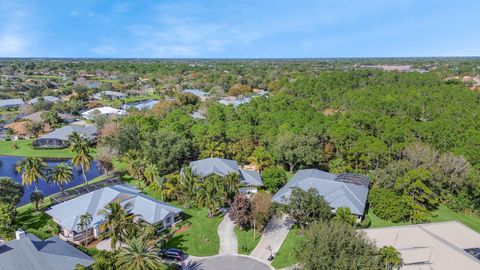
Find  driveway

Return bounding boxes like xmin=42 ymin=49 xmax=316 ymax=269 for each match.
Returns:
xmin=250 ymin=215 xmax=293 ymax=262
xmin=182 ymin=254 xmax=273 ymax=270
xmin=217 ymin=213 xmax=238 ymax=254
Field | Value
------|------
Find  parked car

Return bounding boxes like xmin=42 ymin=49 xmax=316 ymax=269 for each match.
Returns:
xmin=159 ymin=248 xmax=186 ymax=262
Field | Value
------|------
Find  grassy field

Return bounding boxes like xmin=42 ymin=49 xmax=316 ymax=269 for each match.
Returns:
xmin=234 ymin=226 xmax=262 ymax=255
xmin=0 ymin=139 xmax=97 ymax=158
xmin=368 ymin=204 xmax=480 ymax=233
xmin=271 ymin=226 xmax=304 ymax=269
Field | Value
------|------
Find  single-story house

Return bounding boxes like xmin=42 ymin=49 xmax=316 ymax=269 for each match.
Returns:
xmin=0 ymin=230 xmax=94 ymax=270
xmin=81 ymin=106 xmax=127 ymax=120
xmin=32 ymin=125 xmax=97 ymax=148
xmin=189 ymin=158 xmax=263 ymax=193
xmin=218 ymin=96 xmax=251 ymax=107
xmin=4 ymin=121 xmax=53 ymax=139
xmin=272 ymin=169 xmax=370 ymax=218
xmin=93 ymin=91 xmax=127 ymax=100
xmin=0 ymin=99 xmax=25 ymax=110
xmin=182 ymin=89 xmax=210 ymax=101
xmin=362 ymin=221 xmax=480 ymax=270
xmin=27 ymin=96 xmax=60 ymax=105
xmin=46 ymin=184 xmax=182 ymax=244
xmin=22 ymin=111 xmax=77 ymax=123
xmin=122 ymin=99 xmax=160 ymax=110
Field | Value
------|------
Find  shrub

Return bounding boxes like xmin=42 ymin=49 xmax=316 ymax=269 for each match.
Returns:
xmin=261 ymin=167 xmax=288 ymax=193
xmin=368 ymin=188 xmax=410 ymax=223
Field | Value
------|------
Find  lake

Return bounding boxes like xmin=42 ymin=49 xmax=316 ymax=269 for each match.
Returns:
xmin=0 ymin=155 xmax=102 ymax=205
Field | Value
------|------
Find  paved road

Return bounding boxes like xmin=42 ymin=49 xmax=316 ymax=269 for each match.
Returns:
xmin=217 ymin=213 xmax=238 ymax=254
xmin=182 ymin=255 xmax=273 ymax=270
xmin=250 ymin=215 xmax=293 ymax=262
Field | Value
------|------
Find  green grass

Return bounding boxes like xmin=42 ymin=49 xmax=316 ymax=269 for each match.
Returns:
xmin=234 ymin=226 xmax=261 ymax=255
xmin=368 ymin=204 xmax=480 ymax=233
xmin=0 ymin=139 xmax=97 ymax=158
xmin=271 ymin=226 xmax=304 ymax=269
xmin=27 ymin=75 xmax=63 ymax=79
xmin=15 ymin=197 xmax=58 ymax=240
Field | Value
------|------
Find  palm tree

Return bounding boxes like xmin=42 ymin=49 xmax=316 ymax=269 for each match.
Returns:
xmin=224 ymin=172 xmax=240 ymax=198
xmin=77 ymin=212 xmax=93 ymax=246
xmin=68 ymin=132 xmax=89 ymax=153
xmin=247 ymin=146 xmax=273 ymax=172
xmin=178 ymin=167 xmax=198 ymax=203
xmin=15 ymin=157 xmax=47 ymax=190
xmin=47 ymin=163 xmax=73 ymax=194
xmin=115 ymin=236 xmax=163 ymax=270
xmin=71 ymin=149 xmax=93 ymax=186
xmin=333 ymin=207 xmax=356 ymax=226
xmin=143 ymin=163 xmax=159 ymax=187
xmin=196 ymin=175 xmax=227 ymax=217
xmin=30 ymin=190 xmax=44 ymax=211
xmin=379 ymin=246 xmax=402 ymax=270
xmin=98 ymin=201 xmax=136 ymax=250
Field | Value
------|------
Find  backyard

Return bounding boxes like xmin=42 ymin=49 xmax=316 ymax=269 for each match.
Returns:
xmin=0 ymin=139 xmax=97 ymax=158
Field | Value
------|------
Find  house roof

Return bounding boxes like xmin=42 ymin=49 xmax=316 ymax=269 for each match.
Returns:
xmin=362 ymin=221 xmax=480 ymax=270
xmin=22 ymin=111 xmax=77 ymax=122
xmin=46 ymin=184 xmax=182 ymax=232
xmin=0 ymin=233 xmax=94 ymax=270
xmin=37 ymin=125 xmax=97 ymax=141
xmin=182 ymin=89 xmax=209 ymax=97
xmin=81 ymin=106 xmax=127 ymax=117
xmin=0 ymin=99 xmax=25 ymax=107
xmin=27 ymin=96 xmax=59 ymax=104
xmin=122 ymin=100 xmax=159 ymax=110
xmin=94 ymin=91 xmax=126 ymax=98
xmin=189 ymin=158 xmax=263 ymax=186
xmin=272 ymin=169 xmax=370 ymax=216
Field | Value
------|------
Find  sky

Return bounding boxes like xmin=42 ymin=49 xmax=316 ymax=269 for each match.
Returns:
xmin=0 ymin=0 xmax=479 ymax=58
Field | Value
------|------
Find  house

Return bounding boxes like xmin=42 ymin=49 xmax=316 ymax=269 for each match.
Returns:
xmin=0 ymin=230 xmax=94 ymax=270
xmin=218 ymin=96 xmax=251 ymax=107
xmin=0 ymin=99 xmax=25 ymax=110
xmin=4 ymin=121 xmax=53 ymax=139
xmin=32 ymin=125 xmax=97 ymax=148
xmin=272 ymin=169 xmax=370 ymax=218
xmin=81 ymin=106 xmax=127 ymax=120
xmin=363 ymin=221 xmax=480 ymax=270
xmin=27 ymin=96 xmax=60 ymax=105
xmin=182 ymin=89 xmax=210 ymax=101
xmin=22 ymin=111 xmax=77 ymax=123
xmin=46 ymin=184 xmax=182 ymax=245
xmin=93 ymin=91 xmax=127 ymax=100
xmin=122 ymin=99 xmax=160 ymax=110
xmin=189 ymin=158 xmax=263 ymax=193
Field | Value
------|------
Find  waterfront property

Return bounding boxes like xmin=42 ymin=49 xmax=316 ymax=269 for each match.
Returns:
xmin=46 ymin=184 xmax=182 ymax=245
xmin=32 ymin=125 xmax=97 ymax=148
xmin=81 ymin=106 xmax=127 ymax=120
xmin=189 ymin=158 xmax=263 ymax=193
xmin=22 ymin=111 xmax=77 ymax=123
xmin=363 ymin=221 xmax=480 ymax=270
xmin=0 ymin=230 xmax=94 ymax=270
xmin=0 ymin=98 xmax=25 ymax=110
xmin=272 ymin=169 xmax=370 ymax=218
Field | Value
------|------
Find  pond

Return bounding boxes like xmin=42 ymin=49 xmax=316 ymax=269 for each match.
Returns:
xmin=0 ymin=155 xmax=102 ymax=205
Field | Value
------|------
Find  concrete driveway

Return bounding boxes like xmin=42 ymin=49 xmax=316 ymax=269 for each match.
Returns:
xmin=217 ymin=213 xmax=238 ymax=254
xmin=182 ymin=254 xmax=273 ymax=270
xmin=250 ymin=215 xmax=293 ymax=262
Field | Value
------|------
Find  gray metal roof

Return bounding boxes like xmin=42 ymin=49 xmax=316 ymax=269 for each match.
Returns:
xmin=182 ymin=89 xmax=209 ymax=97
xmin=189 ymin=158 xmax=263 ymax=186
xmin=37 ymin=125 xmax=97 ymax=141
xmin=272 ymin=169 xmax=370 ymax=216
xmin=0 ymin=234 xmax=94 ymax=270
xmin=22 ymin=111 xmax=77 ymax=122
xmin=46 ymin=184 xmax=182 ymax=232
xmin=0 ymin=99 xmax=24 ymax=107
xmin=94 ymin=91 xmax=126 ymax=98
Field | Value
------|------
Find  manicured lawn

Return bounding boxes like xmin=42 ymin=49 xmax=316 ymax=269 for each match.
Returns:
xmin=271 ymin=226 xmax=304 ymax=269
xmin=0 ymin=139 xmax=97 ymax=158
xmin=368 ymin=204 xmax=480 ymax=233
xmin=165 ymin=207 xmax=223 ymax=256
xmin=234 ymin=226 xmax=261 ymax=255
xmin=15 ymin=197 xmax=58 ymax=240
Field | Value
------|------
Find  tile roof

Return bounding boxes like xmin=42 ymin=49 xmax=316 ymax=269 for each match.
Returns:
xmin=272 ymin=169 xmax=370 ymax=216
xmin=0 ymin=234 xmax=94 ymax=270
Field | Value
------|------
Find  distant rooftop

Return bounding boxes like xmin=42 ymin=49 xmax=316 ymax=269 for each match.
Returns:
xmin=0 ymin=99 xmax=25 ymax=108
xmin=182 ymin=89 xmax=209 ymax=97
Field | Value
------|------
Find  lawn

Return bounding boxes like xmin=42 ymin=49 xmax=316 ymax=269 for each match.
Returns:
xmin=234 ymin=226 xmax=262 ymax=255
xmin=15 ymin=197 xmax=58 ymax=240
xmin=271 ymin=226 xmax=304 ymax=269
xmin=0 ymin=139 xmax=97 ymax=158
xmin=368 ymin=204 xmax=480 ymax=233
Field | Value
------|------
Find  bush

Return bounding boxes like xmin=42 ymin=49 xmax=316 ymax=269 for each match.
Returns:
xmin=261 ymin=167 xmax=288 ymax=193
xmin=368 ymin=188 xmax=410 ymax=223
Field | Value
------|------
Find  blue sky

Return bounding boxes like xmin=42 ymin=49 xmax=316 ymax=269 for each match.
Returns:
xmin=1 ymin=0 xmax=479 ymax=58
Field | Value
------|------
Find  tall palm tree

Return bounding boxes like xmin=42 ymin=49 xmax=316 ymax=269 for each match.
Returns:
xmin=15 ymin=157 xmax=47 ymax=190
xmin=224 ymin=172 xmax=240 ymax=198
xmin=47 ymin=163 xmax=73 ymax=194
xmin=77 ymin=212 xmax=93 ymax=246
xmin=30 ymin=190 xmax=44 ymax=211
xmin=68 ymin=132 xmax=89 ymax=153
xmin=115 ymin=236 xmax=163 ymax=270
xmin=72 ymin=150 xmax=93 ymax=186
xmin=247 ymin=146 xmax=273 ymax=172
xmin=178 ymin=167 xmax=198 ymax=203
xmin=196 ymin=175 xmax=227 ymax=217
xmin=98 ymin=201 xmax=136 ymax=250
xmin=143 ymin=163 xmax=159 ymax=187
